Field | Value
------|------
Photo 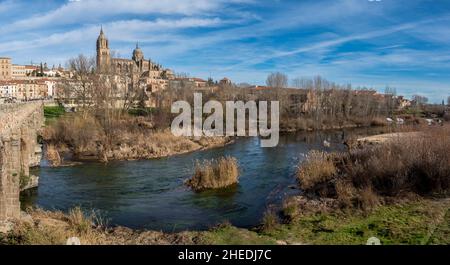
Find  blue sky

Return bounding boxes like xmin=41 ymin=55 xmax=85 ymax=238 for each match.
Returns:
xmin=1 ymin=0 xmax=449 ymax=102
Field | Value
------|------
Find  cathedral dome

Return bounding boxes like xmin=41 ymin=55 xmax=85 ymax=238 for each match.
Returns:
xmin=132 ymin=43 xmax=144 ymax=61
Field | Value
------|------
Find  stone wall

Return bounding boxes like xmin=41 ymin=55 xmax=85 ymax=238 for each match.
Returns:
xmin=0 ymin=102 xmax=44 ymax=220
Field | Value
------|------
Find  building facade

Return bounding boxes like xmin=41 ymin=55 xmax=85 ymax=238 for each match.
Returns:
xmin=96 ymin=28 xmax=175 ymax=92
xmin=0 ymin=82 xmax=16 ymax=98
xmin=0 ymin=57 xmax=12 ymax=80
xmin=12 ymin=65 xmax=27 ymax=78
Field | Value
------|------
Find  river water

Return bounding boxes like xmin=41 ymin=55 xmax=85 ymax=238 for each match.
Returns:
xmin=21 ymin=127 xmax=387 ymax=231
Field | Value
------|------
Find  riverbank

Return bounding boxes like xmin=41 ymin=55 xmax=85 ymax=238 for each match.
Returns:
xmin=10 ymin=123 xmax=447 ymax=245
xmin=41 ymin=104 xmax=431 ymax=165
xmin=50 ymin=133 xmax=233 ymax=166
xmin=41 ymin=112 xmax=234 ymax=166
xmin=1 ymin=198 xmax=448 ymax=245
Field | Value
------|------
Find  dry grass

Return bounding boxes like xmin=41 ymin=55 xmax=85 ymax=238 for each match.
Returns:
xmin=260 ymin=209 xmax=279 ymax=232
xmin=2 ymin=207 xmax=203 ymax=245
xmin=296 ymin=151 xmax=337 ymax=191
xmin=42 ymin=112 xmax=231 ymax=162
xmin=297 ymin=125 xmax=450 ymax=211
xmin=42 ymin=113 xmax=105 ymax=155
xmin=281 ymin=197 xmax=300 ymax=222
xmin=186 ymin=156 xmax=239 ymax=192
xmin=5 ymin=207 xmax=108 ymax=245
xmin=370 ymin=117 xmax=388 ymax=127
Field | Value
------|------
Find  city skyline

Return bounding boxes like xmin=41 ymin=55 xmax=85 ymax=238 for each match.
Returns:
xmin=0 ymin=0 xmax=449 ymax=102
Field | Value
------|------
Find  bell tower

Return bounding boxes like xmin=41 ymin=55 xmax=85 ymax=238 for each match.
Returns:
xmin=96 ymin=26 xmax=111 ymax=72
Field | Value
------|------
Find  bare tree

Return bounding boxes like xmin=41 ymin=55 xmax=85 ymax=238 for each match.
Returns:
xmin=291 ymin=77 xmax=303 ymax=89
xmin=59 ymin=54 xmax=96 ymax=117
xmin=412 ymin=95 xmax=429 ymax=106
xmin=266 ymin=72 xmax=288 ymax=89
xmin=237 ymin=82 xmax=252 ymax=88
xmin=384 ymin=86 xmax=397 ymax=115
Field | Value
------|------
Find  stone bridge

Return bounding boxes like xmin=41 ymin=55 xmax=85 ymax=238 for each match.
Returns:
xmin=0 ymin=102 xmax=44 ymax=220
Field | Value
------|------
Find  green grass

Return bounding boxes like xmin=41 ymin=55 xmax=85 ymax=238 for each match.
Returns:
xmin=262 ymin=200 xmax=450 ymax=245
xmin=199 ymin=224 xmax=276 ymax=245
xmin=2 ymin=200 xmax=448 ymax=245
xmin=198 ymin=200 xmax=450 ymax=245
xmin=427 ymin=205 xmax=450 ymax=244
xmin=128 ymin=107 xmax=156 ymax=116
xmin=44 ymin=106 xmax=65 ymax=119
xmin=402 ymin=107 xmax=424 ymax=117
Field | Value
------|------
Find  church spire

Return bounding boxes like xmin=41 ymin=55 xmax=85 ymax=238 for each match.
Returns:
xmin=97 ymin=25 xmax=110 ymax=72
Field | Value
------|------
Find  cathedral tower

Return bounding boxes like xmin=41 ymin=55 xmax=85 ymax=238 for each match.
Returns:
xmin=96 ymin=27 xmax=111 ymax=72
xmin=132 ymin=42 xmax=144 ymax=71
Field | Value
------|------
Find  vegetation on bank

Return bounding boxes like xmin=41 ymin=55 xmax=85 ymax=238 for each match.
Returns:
xmin=265 ymin=199 xmax=450 ymax=245
xmin=43 ymin=105 xmax=65 ymax=119
xmin=41 ymin=112 xmax=232 ymax=164
xmin=3 ymin=125 xmax=449 ymax=245
xmin=127 ymin=107 xmax=157 ymax=117
xmin=296 ymin=125 xmax=450 ymax=211
xmin=186 ymin=157 xmax=239 ymax=192
xmin=2 ymin=207 xmax=107 ymax=245
xmin=1 ymin=198 xmax=448 ymax=245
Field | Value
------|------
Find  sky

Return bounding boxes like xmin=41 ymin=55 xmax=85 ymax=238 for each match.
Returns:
xmin=0 ymin=0 xmax=449 ymax=103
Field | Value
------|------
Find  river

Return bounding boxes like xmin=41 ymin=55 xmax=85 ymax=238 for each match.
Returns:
xmin=21 ymin=127 xmax=387 ymax=231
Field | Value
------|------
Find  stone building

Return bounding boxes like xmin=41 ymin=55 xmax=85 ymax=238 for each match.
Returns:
xmin=220 ymin=77 xmax=232 ymax=86
xmin=96 ymin=28 xmax=175 ymax=92
xmin=11 ymin=65 xmax=26 ymax=78
xmin=0 ymin=82 xmax=16 ymax=98
xmin=0 ymin=57 xmax=12 ymax=80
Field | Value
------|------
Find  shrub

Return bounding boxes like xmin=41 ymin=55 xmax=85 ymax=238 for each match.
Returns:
xmin=260 ymin=209 xmax=279 ymax=232
xmin=296 ymin=151 xmax=336 ymax=190
xmin=335 ymin=179 xmax=356 ymax=207
xmin=297 ymin=126 xmax=450 ymax=210
xmin=67 ymin=207 xmax=94 ymax=234
xmin=5 ymin=208 xmax=107 ymax=245
xmin=444 ymin=112 xmax=450 ymax=122
xmin=42 ymin=113 xmax=104 ymax=153
xmin=370 ymin=117 xmax=388 ymax=127
xmin=281 ymin=197 xmax=300 ymax=221
xmin=356 ymin=186 xmax=380 ymax=211
xmin=186 ymin=156 xmax=239 ymax=192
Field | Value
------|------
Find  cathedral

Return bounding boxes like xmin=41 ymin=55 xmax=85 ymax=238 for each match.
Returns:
xmin=96 ymin=28 xmax=175 ymax=92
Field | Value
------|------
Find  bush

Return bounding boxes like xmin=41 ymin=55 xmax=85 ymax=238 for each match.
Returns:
xmin=444 ymin=112 xmax=450 ymax=122
xmin=370 ymin=117 xmax=388 ymax=127
xmin=297 ymin=126 xmax=450 ymax=210
xmin=281 ymin=197 xmax=300 ymax=221
xmin=260 ymin=209 xmax=279 ymax=232
xmin=186 ymin=157 xmax=239 ymax=192
xmin=5 ymin=207 xmax=106 ymax=245
xmin=67 ymin=207 xmax=94 ymax=234
xmin=296 ymin=151 xmax=336 ymax=190
xmin=42 ymin=113 xmax=104 ymax=150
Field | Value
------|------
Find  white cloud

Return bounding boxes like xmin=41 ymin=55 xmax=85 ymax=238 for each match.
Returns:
xmin=0 ymin=17 xmax=226 ymax=53
xmin=0 ymin=0 xmax=245 ymax=34
xmin=0 ymin=0 xmax=17 ymax=12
